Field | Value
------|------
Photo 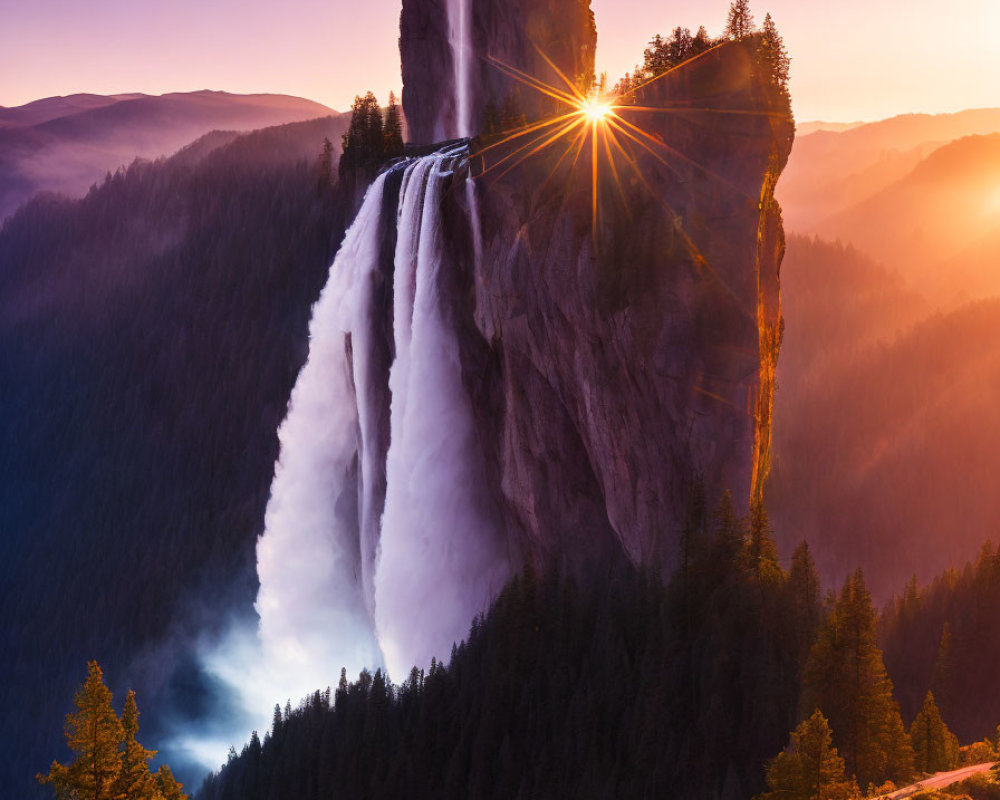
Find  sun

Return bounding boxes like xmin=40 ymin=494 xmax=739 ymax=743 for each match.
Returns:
xmin=475 ymin=41 xmax=780 ymax=235
xmin=580 ymin=96 xmax=613 ymax=123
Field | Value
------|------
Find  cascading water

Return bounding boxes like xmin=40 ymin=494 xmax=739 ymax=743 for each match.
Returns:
xmin=375 ymin=150 xmax=509 ymax=678
xmin=446 ymin=0 xmax=472 ymax=138
xmin=243 ymin=143 xmax=508 ymax=721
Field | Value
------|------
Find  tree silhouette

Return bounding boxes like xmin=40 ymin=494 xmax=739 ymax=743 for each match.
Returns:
xmin=725 ymin=0 xmax=755 ymax=40
xmin=910 ymin=691 xmax=960 ymax=774
xmin=383 ymin=91 xmax=405 ymax=158
xmin=802 ymin=571 xmax=915 ymax=789
xmin=317 ymin=136 xmax=334 ymax=193
xmin=758 ymin=13 xmax=791 ymax=90
xmin=339 ymin=91 xmax=385 ymax=180
xmin=759 ymin=709 xmax=859 ymax=800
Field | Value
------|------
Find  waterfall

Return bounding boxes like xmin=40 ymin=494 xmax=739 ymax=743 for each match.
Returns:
xmin=446 ymin=0 xmax=472 ymax=137
xmin=246 ymin=143 xmax=507 ymax=715
xmin=375 ymin=151 xmax=509 ymax=678
xmin=253 ymin=171 xmax=391 ymax=707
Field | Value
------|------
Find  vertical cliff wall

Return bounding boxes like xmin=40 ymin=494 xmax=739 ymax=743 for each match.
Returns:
xmin=399 ymin=5 xmax=793 ymax=569
xmin=248 ymin=0 xmax=792 ymax=705
xmin=400 ymin=0 xmax=596 ymax=143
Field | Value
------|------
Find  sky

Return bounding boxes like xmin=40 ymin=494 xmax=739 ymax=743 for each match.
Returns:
xmin=0 ymin=0 xmax=997 ymax=123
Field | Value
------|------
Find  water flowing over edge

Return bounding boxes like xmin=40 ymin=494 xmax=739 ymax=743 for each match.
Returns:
xmin=192 ymin=146 xmax=508 ymax=770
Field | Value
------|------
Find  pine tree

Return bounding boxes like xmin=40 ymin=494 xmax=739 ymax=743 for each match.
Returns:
xmin=114 ymin=690 xmax=158 ymax=800
xmin=787 ymin=541 xmax=822 ymax=670
xmin=758 ymin=13 xmax=791 ymax=89
xmin=712 ymin=490 xmax=745 ymax=569
xmin=317 ymin=137 xmax=334 ymax=193
xmin=692 ymin=25 xmax=713 ymax=54
xmin=725 ymin=0 xmax=755 ymax=40
xmin=156 ymin=765 xmax=188 ymax=800
xmin=910 ymin=691 xmax=960 ymax=774
xmin=339 ymin=91 xmax=385 ymax=180
xmin=929 ymin=623 xmax=955 ymax=719
xmin=759 ymin=709 xmax=859 ymax=800
xmin=643 ymin=34 xmax=668 ymax=76
xmin=746 ymin=499 xmax=781 ymax=585
xmin=802 ymin=571 xmax=915 ymax=789
xmin=37 ymin=661 xmax=125 ymax=800
xmin=383 ymin=91 xmax=405 ymax=159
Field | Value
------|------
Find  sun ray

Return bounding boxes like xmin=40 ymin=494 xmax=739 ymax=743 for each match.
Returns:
xmin=599 ymin=123 xmax=629 ymax=211
xmin=471 ymin=38 xmax=760 ymax=284
xmin=613 ymin=115 xmax=750 ymax=197
xmin=615 ymin=42 xmax=728 ymax=102
xmin=692 ymin=384 xmax=741 ymax=410
xmin=479 ymin=116 xmax=581 ymax=177
xmin=622 ymin=105 xmax=788 ymax=120
xmin=486 ymin=55 xmax=581 ymax=107
xmin=491 ymin=118 xmax=586 ymax=182
xmin=535 ymin=123 xmax=590 ymax=198
xmin=531 ymin=43 xmax=588 ymax=102
xmin=476 ymin=112 xmax=579 ymax=159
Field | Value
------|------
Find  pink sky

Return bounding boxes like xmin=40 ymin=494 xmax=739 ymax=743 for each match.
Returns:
xmin=1 ymin=0 xmax=997 ymax=122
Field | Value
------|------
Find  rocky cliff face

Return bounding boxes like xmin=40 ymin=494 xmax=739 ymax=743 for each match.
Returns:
xmin=400 ymin=0 xmax=595 ymax=142
xmin=400 ymin=4 xmax=792 ymax=570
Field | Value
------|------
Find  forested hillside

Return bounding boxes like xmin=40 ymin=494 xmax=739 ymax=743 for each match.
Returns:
xmin=197 ymin=495 xmax=815 ymax=800
xmin=881 ymin=542 xmax=1000 ymax=745
xmin=770 ymin=235 xmax=1000 ymax=594
xmin=0 ymin=115 xmax=349 ymax=796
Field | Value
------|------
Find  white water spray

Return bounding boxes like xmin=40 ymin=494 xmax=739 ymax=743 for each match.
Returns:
xmin=254 ymin=171 xmax=392 ymax=694
xmin=197 ymin=147 xmax=506 ymax=771
xmin=375 ymin=152 xmax=509 ymax=678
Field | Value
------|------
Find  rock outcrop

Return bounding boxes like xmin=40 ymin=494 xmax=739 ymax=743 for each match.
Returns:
xmin=400 ymin=0 xmax=595 ymax=143
xmin=399 ymin=3 xmax=792 ymax=570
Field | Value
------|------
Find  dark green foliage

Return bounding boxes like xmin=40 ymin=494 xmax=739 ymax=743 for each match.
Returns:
xmin=339 ymin=92 xmax=386 ymax=179
xmin=910 ymin=692 xmax=960 ymax=774
xmin=383 ymin=92 xmax=405 ymax=159
xmin=0 ymin=117 xmax=349 ymax=798
xmin=197 ymin=498 xmax=812 ymax=800
xmin=802 ymin=571 xmax=915 ymax=789
xmin=758 ymin=710 xmax=859 ymax=800
xmin=639 ymin=25 xmax=717 ymax=82
xmin=317 ymin=136 xmax=334 ymax=192
xmin=881 ymin=543 xmax=1000 ymax=745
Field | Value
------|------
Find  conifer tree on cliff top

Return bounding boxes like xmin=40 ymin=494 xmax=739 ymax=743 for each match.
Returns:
xmin=725 ymin=0 xmax=755 ymax=39
xmin=759 ymin=13 xmax=791 ymax=90
xmin=339 ymin=91 xmax=384 ymax=180
xmin=383 ymin=91 xmax=404 ymax=159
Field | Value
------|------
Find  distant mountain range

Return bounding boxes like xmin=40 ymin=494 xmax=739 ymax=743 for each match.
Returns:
xmin=779 ymin=107 xmax=1000 ymax=232
xmin=815 ymin=133 xmax=1000 ymax=302
xmin=0 ymin=90 xmax=339 ymax=220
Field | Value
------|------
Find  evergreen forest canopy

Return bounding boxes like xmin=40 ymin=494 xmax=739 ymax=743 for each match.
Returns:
xmin=0 ymin=115 xmax=351 ymax=799
xmin=17 ymin=3 xmax=1000 ymax=800
xmin=194 ymin=496 xmax=1000 ymax=800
